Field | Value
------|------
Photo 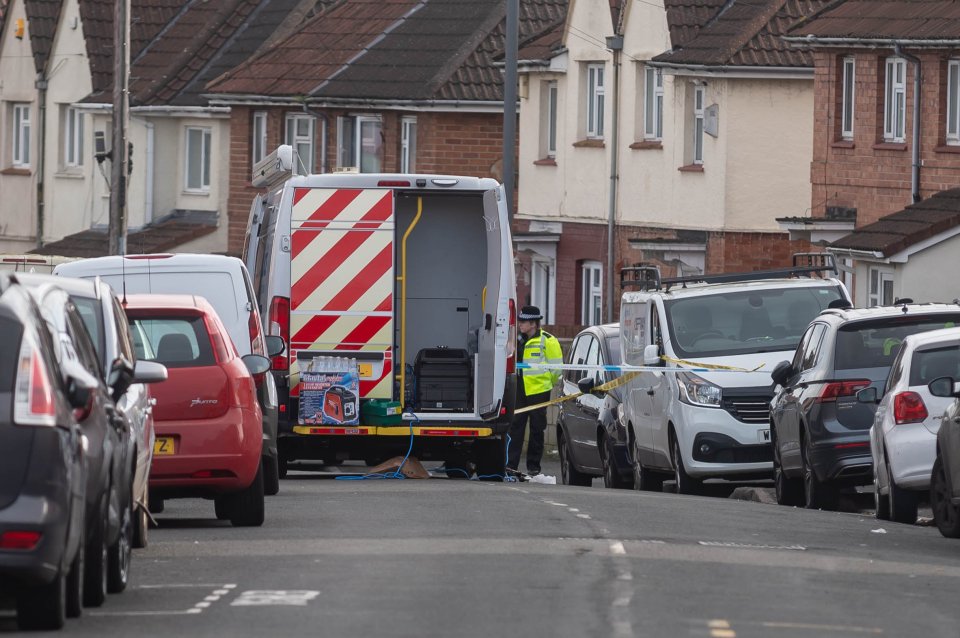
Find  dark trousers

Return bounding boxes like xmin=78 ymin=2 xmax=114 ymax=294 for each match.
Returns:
xmin=507 ymin=390 xmax=551 ymax=474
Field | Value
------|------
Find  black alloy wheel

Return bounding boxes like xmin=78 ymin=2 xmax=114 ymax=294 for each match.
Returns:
xmin=773 ymin=439 xmax=803 ymax=506
xmin=107 ymin=494 xmax=133 ymax=593
xmin=931 ymin=456 xmax=960 ymax=538
xmin=672 ymin=437 xmax=702 ymax=496
xmin=601 ymin=435 xmax=632 ymax=489
xmin=801 ymin=436 xmax=838 ymax=511
xmin=83 ymin=491 xmax=109 ymax=607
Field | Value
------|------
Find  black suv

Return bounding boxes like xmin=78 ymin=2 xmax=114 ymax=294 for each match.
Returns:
xmin=0 ymin=274 xmax=86 ymax=630
xmin=770 ymin=301 xmax=960 ymax=510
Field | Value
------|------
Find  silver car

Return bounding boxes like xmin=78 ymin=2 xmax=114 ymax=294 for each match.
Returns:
xmin=868 ymin=327 xmax=960 ymax=524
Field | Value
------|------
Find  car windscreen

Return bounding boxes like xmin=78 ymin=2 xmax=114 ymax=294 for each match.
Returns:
xmin=0 ymin=315 xmax=23 ymax=394
xmin=129 ymin=316 xmax=215 ymax=368
xmin=71 ymin=296 xmax=105 ymax=365
xmin=606 ymin=336 xmax=622 ymax=366
xmin=835 ymin=315 xmax=960 ymax=371
xmin=664 ymin=284 xmax=845 ymax=359
xmin=909 ymin=344 xmax=960 ymax=386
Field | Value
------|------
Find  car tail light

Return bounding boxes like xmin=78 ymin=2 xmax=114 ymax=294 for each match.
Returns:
xmin=269 ymin=296 xmax=290 ymax=371
xmin=14 ymin=340 xmax=57 ymax=427
xmin=0 ymin=531 xmax=42 ymax=550
xmin=894 ymin=391 xmax=928 ymax=424
xmin=818 ymin=380 xmax=870 ymax=403
xmin=248 ymin=308 xmax=265 ymax=356
xmin=506 ymin=299 xmax=517 ymax=375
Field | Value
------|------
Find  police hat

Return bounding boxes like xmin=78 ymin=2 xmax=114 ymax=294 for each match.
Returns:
xmin=518 ymin=305 xmax=543 ymax=321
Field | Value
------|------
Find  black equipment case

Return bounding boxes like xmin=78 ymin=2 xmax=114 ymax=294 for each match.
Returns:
xmin=414 ymin=347 xmax=473 ymax=411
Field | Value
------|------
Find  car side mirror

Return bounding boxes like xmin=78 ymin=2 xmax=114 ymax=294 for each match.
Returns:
xmin=643 ymin=344 xmax=661 ymax=366
xmin=577 ymin=376 xmax=599 ymax=395
xmin=856 ymin=387 xmax=879 ymax=404
xmin=771 ymin=360 xmax=794 ymax=387
xmin=133 ymin=360 xmax=168 ymax=384
xmin=107 ymin=357 xmax=135 ymax=400
xmin=67 ymin=376 xmax=93 ymax=410
xmin=929 ymin=376 xmax=959 ymax=398
xmin=265 ymin=336 xmax=286 ymax=358
xmin=242 ymin=354 xmax=272 ymax=376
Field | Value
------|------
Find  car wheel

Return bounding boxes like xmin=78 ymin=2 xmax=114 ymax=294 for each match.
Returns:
xmin=773 ymin=444 xmax=802 ymax=506
xmin=802 ymin=435 xmax=838 ymax=511
xmin=17 ymin=566 xmax=67 ymax=630
xmin=931 ymin=456 xmax=960 ymax=538
xmin=66 ymin=524 xmax=84 ymax=619
xmin=559 ymin=432 xmax=591 ymax=487
xmin=601 ymin=435 xmax=632 ymax=489
xmin=632 ymin=438 xmax=664 ymax=492
xmin=83 ymin=492 xmax=109 ymax=607
xmin=107 ymin=495 xmax=133 ymax=593
xmin=672 ymin=437 xmax=701 ymax=496
xmin=474 ymin=437 xmax=507 ymax=481
xmin=874 ymin=461 xmax=891 ymax=521
xmin=263 ymin=454 xmax=281 ymax=496
xmin=229 ymin=461 xmax=265 ymax=527
xmin=214 ymin=496 xmax=232 ymax=520
xmin=133 ymin=496 xmax=149 ymax=549
xmin=278 ymin=455 xmax=289 ymax=479
xmin=888 ymin=458 xmax=918 ymax=524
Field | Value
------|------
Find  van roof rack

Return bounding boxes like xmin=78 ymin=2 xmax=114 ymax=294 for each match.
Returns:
xmin=622 ymin=253 xmax=838 ymax=292
xmin=620 ymin=265 xmax=661 ymax=291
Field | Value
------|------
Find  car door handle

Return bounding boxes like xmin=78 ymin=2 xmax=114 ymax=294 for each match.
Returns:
xmin=646 ymin=388 xmax=655 ymax=396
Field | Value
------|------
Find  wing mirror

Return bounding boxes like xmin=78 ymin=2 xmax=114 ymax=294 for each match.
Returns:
xmin=133 ymin=360 xmax=168 ymax=384
xmin=770 ymin=360 xmax=794 ymax=387
xmin=107 ymin=356 xmax=135 ymax=400
xmin=577 ymin=376 xmax=602 ymax=395
xmin=242 ymin=354 xmax=272 ymax=376
xmin=856 ymin=387 xmax=879 ymax=404
xmin=929 ymin=376 xmax=960 ymax=398
xmin=643 ymin=344 xmax=661 ymax=366
xmin=265 ymin=336 xmax=286 ymax=358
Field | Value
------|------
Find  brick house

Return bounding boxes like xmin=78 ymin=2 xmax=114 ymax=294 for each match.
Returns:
xmin=204 ymin=0 xmax=565 ymax=257
xmin=781 ymin=0 xmax=960 ymax=305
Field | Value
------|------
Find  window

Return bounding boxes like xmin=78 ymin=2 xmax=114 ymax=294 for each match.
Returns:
xmin=12 ymin=103 xmax=31 ymax=167
xmin=799 ymin=324 xmax=826 ymax=372
xmin=401 ymin=116 xmax=417 ymax=172
xmin=252 ymin=111 xmax=267 ymax=166
xmin=586 ymin=64 xmax=605 ymax=138
xmin=841 ymin=57 xmax=855 ymax=140
xmin=337 ymin=115 xmax=382 ymax=172
xmin=530 ymin=257 xmax=554 ymax=324
xmin=693 ymin=85 xmax=705 ymax=164
xmin=64 ymin=106 xmax=84 ymax=167
xmin=644 ymin=66 xmax=663 ymax=140
xmin=565 ymin=335 xmax=593 ymax=383
xmin=129 ymin=316 xmax=215 ymax=368
xmin=884 ymin=57 xmax=907 ymax=142
xmin=185 ymin=127 xmax=211 ymax=192
xmin=542 ymin=81 xmax=558 ymax=157
xmin=868 ymin=266 xmax=895 ymax=307
xmin=581 ymin=261 xmax=602 ymax=326
xmin=948 ymin=60 xmax=960 ymax=143
xmin=285 ymin=114 xmax=315 ymax=174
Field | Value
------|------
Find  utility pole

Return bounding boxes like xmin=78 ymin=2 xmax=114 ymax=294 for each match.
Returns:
xmin=605 ymin=35 xmax=623 ymax=324
xmin=502 ymin=0 xmax=518 ymax=221
xmin=108 ymin=0 xmax=129 ymax=255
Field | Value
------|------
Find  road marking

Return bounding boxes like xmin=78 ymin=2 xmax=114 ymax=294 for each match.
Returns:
xmin=761 ymin=621 xmax=883 ymax=634
xmin=709 ymin=620 xmax=731 ymax=628
xmin=576 ymin=514 xmax=591 ymax=519
xmin=708 ymin=620 xmax=736 ymax=637
xmin=699 ymin=541 xmax=806 ymax=551
xmin=90 ymin=610 xmax=198 ymax=617
xmin=568 ymin=508 xmax=580 ymax=512
xmin=135 ymin=583 xmax=230 ymax=589
xmin=231 ymin=590 xmax=321 ymax=607
xmin=610 ymin=541 xmax=626 ymax=555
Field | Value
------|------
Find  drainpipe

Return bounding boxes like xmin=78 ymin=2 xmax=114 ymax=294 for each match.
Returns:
xmin=605 ymin=35 xmax=624 ymax=324
xmin=145 ymin=121 xmax=155 ymax=223
xmin=301 ymin=102 xmax=328 ymax=173
xmin=895 ymin=43 xmax=922 ymax=203
xmin=35 ymin=74 xmax=48 ymax=248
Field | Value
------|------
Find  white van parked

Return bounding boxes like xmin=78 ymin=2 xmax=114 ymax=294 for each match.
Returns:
xmin=619 ymin=256 xmax=850 ymax=494
xmin=243 ymin=146 xmax=517 ymax=477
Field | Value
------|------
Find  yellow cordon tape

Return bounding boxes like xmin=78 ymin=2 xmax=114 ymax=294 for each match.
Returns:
xmin=659 ymin=355 xmax=766 ymax=372
xmin=514 ymin=372 xmax=642 ymax=415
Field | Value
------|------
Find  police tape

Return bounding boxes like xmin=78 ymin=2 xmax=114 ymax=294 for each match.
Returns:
xmin=513 ymin=371 xmax=642 ymax=415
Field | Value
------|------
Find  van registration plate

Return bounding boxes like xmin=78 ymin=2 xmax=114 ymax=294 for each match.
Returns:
xmin=154 ymin=437 xmax=175 ymax=456
xmin=759 ymin=429 xmax=771 ymax=443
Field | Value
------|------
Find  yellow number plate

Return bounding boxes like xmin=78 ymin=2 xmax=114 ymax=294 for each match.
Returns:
xmin=358 ymin=363 xmax=373 ymax=378
xmin=153 ymin=437 xmax=175 ymax=456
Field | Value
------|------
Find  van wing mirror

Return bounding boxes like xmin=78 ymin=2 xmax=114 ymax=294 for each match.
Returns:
xmin=134 ymin=360 xmax=168 ymax=384
xmin=928 ymin=376 xmax=959 ymax=398
xmin=856 ymin=387 xmax=879 ymax=404
xmin=771 ymin=360 xmax=794 ymax=387
xmin=265 ymin=335 xmax=286 ymax=358
xmin=643 ymin=344 xmax=661 ymax=366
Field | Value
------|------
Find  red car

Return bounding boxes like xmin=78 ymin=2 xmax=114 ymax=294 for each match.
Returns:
xmin=123 ymin=294 xmax=269 ymax=527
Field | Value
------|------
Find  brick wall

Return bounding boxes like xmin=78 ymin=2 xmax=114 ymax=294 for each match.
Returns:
xmin=811 ymin=49 xmax=960 ymax=227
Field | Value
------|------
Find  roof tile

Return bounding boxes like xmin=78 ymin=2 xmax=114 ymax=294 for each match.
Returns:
xmin=25 ymin=0 xmax=64 ymax=75
xmin=788 ymin=0 xmax=960 ymax=40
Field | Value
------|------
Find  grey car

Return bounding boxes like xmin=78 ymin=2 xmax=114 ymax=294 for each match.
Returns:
xmin=930 ymin=374 xmax=960 ymax=538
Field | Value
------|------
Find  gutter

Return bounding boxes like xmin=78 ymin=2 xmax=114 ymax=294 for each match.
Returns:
xmin=782 ymin=36 xmax=960 ymax=49
xmin=202 ymin=94 xmax=505 ymax=113
xmin=35 ymin=74 xmax=47 ymax=249
xmin=895 ymin=43 xmax=922 ymax=204
xmin=645 ymin=61 xmax=812 ymax=79
xmin=826 ymin=246 xmax=886 ymax=260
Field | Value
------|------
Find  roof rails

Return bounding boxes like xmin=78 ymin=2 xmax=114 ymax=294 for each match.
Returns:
xmin=620 ymin=252 xmax=838 ymax=293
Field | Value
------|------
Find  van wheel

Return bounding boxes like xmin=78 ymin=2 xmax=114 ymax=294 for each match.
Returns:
xmin=66 ymin=524 xmax=84 ymax=618
xmin=931 ymin=456 xmax=960 ymax=538
xmin=230 ymin=462 xmax=265 ymax=527
xmin=474 ymin=437 xmax=507 ymax=481
xmin=888 ymin=458 xmax=918 ymax=524
xmin=107 ymin=495 xmax=133 ymax=593
xmin=601 ymin=435 xmax=631 ymax=489
xmin=17 ymin=568 xmax=67 ymax=630
xmin=83 ymin=491 xmax=109 ymax=607
xmin=263 ymin=454 xmax=280 ymax=496
xmin=559 ymin=433 xmax=591 ymax=487
xmin=802 ymin=436 xmax=837 ymax=510
xmin=672 ymin=437 xmax=701 ymax=496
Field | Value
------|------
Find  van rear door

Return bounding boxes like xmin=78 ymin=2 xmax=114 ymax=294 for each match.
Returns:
xmin=476 ymin=188 xmax=508 ymax=417
xmin=289 ymin=188 xmax=395 ymax=400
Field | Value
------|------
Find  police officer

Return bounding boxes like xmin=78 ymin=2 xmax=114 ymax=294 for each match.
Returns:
xmin=508 ymin=305 xmax=563 ymax=476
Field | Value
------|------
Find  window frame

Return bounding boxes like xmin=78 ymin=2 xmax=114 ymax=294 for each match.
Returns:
xmin=586 ymin=63 xmax=605 ymax=139
xmin=401 ymin=116 xmax=417 ymax=173
xmin=948 ymin=59 xmax=960 ymax=144
xmin=867 ymin=266 xmax=895 ymax=307
xmin=285 ymin=113 xmax=315 ymax=174
xmin=252 ymin=111 xmax=268 ymax=167
xmin=184 ymin=126 xmax=212 ymax=193
xmin=12 ymin=103 xmax=31 ymax=168
xmin=884 ymin=57 xmax=907 ymax=143
xmin=336 ymin=115 xmax=382 ymax=173
xmin=644 ymin=66 xmax=664 ymax=141
xmin=546 ymin=80 xmax=558 ymax=157
xmin=581 ymin=260 xmax=603 ymax=326
xmin=841 ymin=57 xmax=856 ymax=140
xmin=64 ymin=106 xmax=84 ymax=168
xmin=693 ymin=85 xmax=705 ymax=164
xmin=530 ymin=256 xmax=555 ymax=325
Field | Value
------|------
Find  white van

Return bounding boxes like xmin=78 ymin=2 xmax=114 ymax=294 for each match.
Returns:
xmin=243 ymin=146 xmax=517 ymax=476
xmin=619 ymin=257 xmax=850 ymax=494
xmin=53 ymin=253 xmax=283 ymax=495
xmin=0 ymin=254 xmax=77 ymax=274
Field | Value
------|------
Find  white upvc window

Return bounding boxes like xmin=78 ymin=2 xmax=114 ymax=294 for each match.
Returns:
xmin=644 ymin=66 xmax=663 ymax=140
xmin=884 ymin=57 xmax=907 ymax=142
xmin=546 ymin=81 xmax=558 ymax=157
xmin=947 ymin=60 xmax=960 ymax=144
xmin=184 ymin=126 xmax=211 ymax=192
xmin=693 ymin=85 xmax=705 ymax=164
xmin=586 ymin=64 xmax=605 ymax=139
xmin=252 ymin=111 xmax=267 ymax=166
xmin=64 ymin=106 xmax=84 ymax=167
xmin=530 ymin=256 xmax=556 ymax=324
xmin=841 ymin=57 xmax=855 ymax=140
xmin=12 ymin=103 xmax=31 ymax=168
xmin=582 ymin=261 xmax=603 ymax=326
xmin=867 ymin=266 xmax=895 ymax=307
xmin=285 ymin=114 xmax=315 ymax=174
xmin=401 ymin=116 xmax=417 ymax=173
xmin=337 ymin=115 xmax=382 ymax=173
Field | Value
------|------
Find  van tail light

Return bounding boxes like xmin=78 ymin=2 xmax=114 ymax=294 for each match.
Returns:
xmin=14 ymin=340 xmax=57 ymax=427
xmin=817 ymin=380 xmax=870 ymax=403
xmin=894 ymin=391 xmax=928 ymax=424
xmin=0 ymin=530 xmax=42 ymax=550
xmin=269 ymin=296 xmax=290 ymax=371
xmin=506 ymin=299 xmax=517 ymax=375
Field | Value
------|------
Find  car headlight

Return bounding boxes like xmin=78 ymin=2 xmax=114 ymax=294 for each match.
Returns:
xmin=677 ymin=371 xmax=722 ymax=407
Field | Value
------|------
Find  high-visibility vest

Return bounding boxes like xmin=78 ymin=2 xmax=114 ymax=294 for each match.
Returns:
xmin=519 ymin=329 xmax=563 ymax=396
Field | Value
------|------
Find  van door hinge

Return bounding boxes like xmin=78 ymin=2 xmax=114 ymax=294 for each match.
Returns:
xmin=280 ymin=235 xmax=290 ymax=253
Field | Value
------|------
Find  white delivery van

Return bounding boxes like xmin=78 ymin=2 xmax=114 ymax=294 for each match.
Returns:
xmin=618 ymin=255 xmax=851 ymax=494
xmin=243 ymin=146 xmax=517 ymax=477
